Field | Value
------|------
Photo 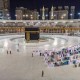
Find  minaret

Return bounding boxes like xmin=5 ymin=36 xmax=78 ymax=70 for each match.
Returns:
xmin=42 ymin=6 xmax=45 ymax=20
xmin=51 ymin=6 xmax=54 ymax=20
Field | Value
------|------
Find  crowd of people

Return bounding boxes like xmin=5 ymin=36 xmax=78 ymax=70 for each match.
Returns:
xmin=43 ymin=45 xmax=80 ymax=67
xmin=7 ymin=42 xmax=80 ymax=68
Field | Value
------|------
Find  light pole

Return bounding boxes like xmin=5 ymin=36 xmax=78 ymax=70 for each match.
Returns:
xmin=54 ymin=14 xmax=57 ymax=20
xmin=15 ymin=15 xmax=17 ymax=19
xmin=70 ymin=13 xmax=73 ymax=19
xmin=26 ymin=14 xmax=29 ymax=20
xmin=78 ymin=13 xmax=80 ymax=19
xmin=38 ymin=14 xmax=40 ymax=20
xmin=45 ymin=14 xmax=48 ymax=20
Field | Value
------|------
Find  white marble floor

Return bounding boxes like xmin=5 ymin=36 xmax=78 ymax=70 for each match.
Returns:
xmin=0 ymin=34 xmax=80 ymax=80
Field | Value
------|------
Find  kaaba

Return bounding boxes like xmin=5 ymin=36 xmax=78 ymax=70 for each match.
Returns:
xmin=25 ymin=27 xmax=40 ymax=42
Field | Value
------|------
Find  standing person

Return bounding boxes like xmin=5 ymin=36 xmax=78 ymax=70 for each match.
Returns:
xmin=78 ymin=62 xmax=80 ymax=67
xmin=18 ymin=43 xmax=19 ymax=46
xmin=17 ymin=49 xmax=19 ymax=52
xmin=78 ymin=56 xmax=80 ymax=67
xmin=40 ymin=53 xmax=42 ymax=56
xmin=32 ymin=53 xmax=33 ymax=57
xmin=7 ymin=50 xmax=8 ymax=54
xmin=10 ymin=51 xmax=11 ymax=54
xmin=41 ymin=70 xmax=44 ymax=77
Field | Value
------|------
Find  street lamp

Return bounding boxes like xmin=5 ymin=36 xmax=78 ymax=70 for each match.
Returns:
xmin=38 ymin=14 xmax=40 ymax=20
xmin=26 ymin=14 xmax=28 ymax=17
xmin=54 ymin=14 xmax=56 ymax=17
xmin=61 ymin=16 xmax=64 ymax=20
xmin=15 ymin=15 xmax=17 ymax=19
xmin=70 ymin=13 xmax=73 ymax=19
xmin=7 ymin=14 xmax=9 ymax=16
xmin=54 ymin=14 xmax=57 ymax=19
xmin=38 ymin=14 xmax=40 ymax=17
xmin=45 ymin=14 xmax=48 ymax=20
xmin=78 ymin=13 xmax=80 ymax=19
xmin=61 ymin=14 xmax=66 ymax=20
xmin=23 ymin=15 xmax=25 ymax=17
xmin=46 ymin=14 xmax=48 ymax=17
xmin=15 ymin=15 xmax=17 ymax=17
xmin=25 ymin=14 xmax=29 ymax=20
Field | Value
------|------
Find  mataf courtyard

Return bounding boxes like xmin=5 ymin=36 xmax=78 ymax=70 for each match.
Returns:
xmin=0 ymin=33 xmax=80 ymax=80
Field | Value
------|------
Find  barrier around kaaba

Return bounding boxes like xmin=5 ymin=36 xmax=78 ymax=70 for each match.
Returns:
xmin=25 ymin=27 xmax=40 ymax=42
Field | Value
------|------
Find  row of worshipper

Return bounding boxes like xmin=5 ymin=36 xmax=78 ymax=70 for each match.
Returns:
xmin=43 ymin=45 xmax=80 ymax=67
xmin=32 ymin=50 xmax=44 ymax=56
